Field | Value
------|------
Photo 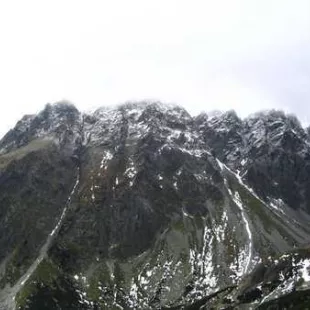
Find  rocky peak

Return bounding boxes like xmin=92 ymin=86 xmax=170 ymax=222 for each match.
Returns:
xmin=81 ymin=101 xmax=194 ymax=149
xmin=195 ymin=110 xmax=242 ymax=132
xmin=33 ymin=101 xmax=80 ymax=131
xmin=244 ymin=110 xmax=307 ymax=154
xmin=209 ymin=109 xmax=241 ymax=124
xmin=2 ymin=102 xmax=81 ymax=151
xmin=195 ymin=110 xmax=244 ymax=168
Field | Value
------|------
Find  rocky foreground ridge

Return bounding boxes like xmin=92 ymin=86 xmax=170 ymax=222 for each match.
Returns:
xmin=0 ymin=101 xmax=310 ymax=309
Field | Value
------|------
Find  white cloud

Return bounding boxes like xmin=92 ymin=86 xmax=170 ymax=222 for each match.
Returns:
xmin=0 ymin=0 xmax=309 ymax=137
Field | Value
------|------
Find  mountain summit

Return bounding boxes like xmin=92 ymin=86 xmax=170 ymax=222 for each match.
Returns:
xmin=1 ymin=101 xmax=310 ymax=309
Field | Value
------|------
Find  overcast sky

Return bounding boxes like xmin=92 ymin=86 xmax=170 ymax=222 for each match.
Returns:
xmin=0 ymin=0 xmax=309 ymax=138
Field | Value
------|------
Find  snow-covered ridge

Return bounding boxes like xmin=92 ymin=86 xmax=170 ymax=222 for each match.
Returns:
xmin=89 ymin=100 xmax=186 ymax=120
xmin=2 ymin=101 xmax=309 ymax=153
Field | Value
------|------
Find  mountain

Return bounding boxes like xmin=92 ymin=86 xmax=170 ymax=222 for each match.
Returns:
xmin=0 ymin=101 xmax=310 ymax=309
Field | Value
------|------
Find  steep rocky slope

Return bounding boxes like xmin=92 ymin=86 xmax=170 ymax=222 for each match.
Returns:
xmin=0 ymin=101 xmax=310 ymax=309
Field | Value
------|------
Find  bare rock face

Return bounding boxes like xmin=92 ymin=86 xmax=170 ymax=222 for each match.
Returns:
xmin=1 ymin=101 xmax=310 ymax=309
xmin=198 ymin=109 xmax=310 ymax=213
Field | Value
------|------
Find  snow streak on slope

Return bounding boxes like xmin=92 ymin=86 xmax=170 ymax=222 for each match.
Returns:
xmin=0 ymin=171 xmax=80 ymax=310
xmin=219 ymin=159 xmax=288 ymax=219
xmin=188 ymin=225 xmax=217 ymax=299
xmin=216 ymin=159 xmax=253 ymax=276
xmin=218 ymin=159 xmax=308 ymax=240
xmin=232 ymin=192 xmax=253 ymax=275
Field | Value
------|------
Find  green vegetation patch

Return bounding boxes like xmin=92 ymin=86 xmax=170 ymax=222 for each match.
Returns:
xmin=15 ymin=258 xmax=60 ymax=309
xmin=0 ymin=138 xmax=53 ymax=169
xmin=0 ymin=244 xmax=34 ymax=288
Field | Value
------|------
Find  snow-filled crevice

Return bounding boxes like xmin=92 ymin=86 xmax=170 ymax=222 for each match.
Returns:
xmin=216 ymin=158 xmax=253 ymax=276
xmin=232 ymin=192 xmax=253 ymax=275
xmin=188 ymin=221 xmax=219 ymax=299
xmin=217 ymin=158 xmax=305 ymax=242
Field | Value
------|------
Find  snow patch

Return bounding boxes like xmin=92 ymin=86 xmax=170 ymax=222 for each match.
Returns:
xmin=232 ymin=192 xmax=253 ymax=275
xmin=301 ymin=259 xmax=310 ymax=282
xmin=100 ymin=150 xmax=113 ymax=169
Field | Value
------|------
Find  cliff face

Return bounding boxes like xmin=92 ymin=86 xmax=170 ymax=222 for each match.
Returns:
xmin=0 ymin=101 xmax=310 ymax=309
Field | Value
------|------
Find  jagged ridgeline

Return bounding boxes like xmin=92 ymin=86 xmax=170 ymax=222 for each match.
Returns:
xmin=0 ymin=101 xmax=310 ymax=309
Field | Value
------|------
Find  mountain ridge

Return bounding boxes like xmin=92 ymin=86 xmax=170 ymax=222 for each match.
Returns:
xmin=0 ymin=101 xmax=310 ymax=309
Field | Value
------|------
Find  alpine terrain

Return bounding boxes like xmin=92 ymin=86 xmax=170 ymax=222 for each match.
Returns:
xmin=0 ymin=101 xmax=310 ymax=309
